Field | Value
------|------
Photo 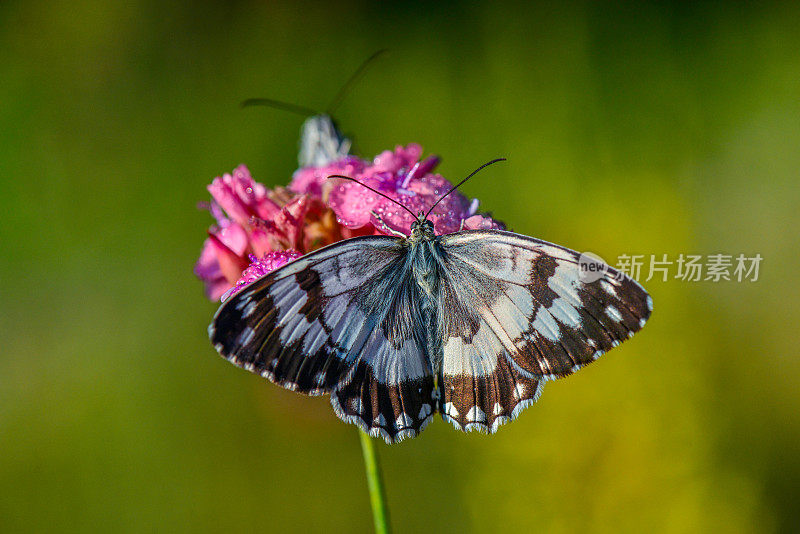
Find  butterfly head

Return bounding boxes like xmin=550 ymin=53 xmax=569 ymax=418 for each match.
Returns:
xmin=409 ymin=212 xmax=436 ymax=242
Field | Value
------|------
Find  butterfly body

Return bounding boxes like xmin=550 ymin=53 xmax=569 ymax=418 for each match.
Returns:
xmin=210 ymin=213 xmax=652 ymax=443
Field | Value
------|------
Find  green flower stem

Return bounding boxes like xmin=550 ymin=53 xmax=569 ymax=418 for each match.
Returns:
xmin=358 ymin=430 xmax=391 ymax=534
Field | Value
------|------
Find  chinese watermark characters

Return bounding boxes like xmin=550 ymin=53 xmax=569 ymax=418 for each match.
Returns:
xmin=578 ymin=253 xmax=762 ymax=283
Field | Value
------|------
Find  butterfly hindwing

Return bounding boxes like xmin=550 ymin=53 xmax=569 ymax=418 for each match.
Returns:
xmin=435 ymin=229 xmax=652 ymax=432
xmin=329 ymin=250 xmax=437 ymax=441
xmin=437 ymin=347 xmax=545 ymax=433
xmin=209 ymin=235 xmax=436 ymax=443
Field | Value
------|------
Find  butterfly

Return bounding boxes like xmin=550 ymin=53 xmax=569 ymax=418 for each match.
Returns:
xmin=208 ymin=160 xmax=653 ymax=443
xmin=242 ymin=50 xmax=387 ymax=168
xmin=297 ymin=114 xmax=351 ymax=168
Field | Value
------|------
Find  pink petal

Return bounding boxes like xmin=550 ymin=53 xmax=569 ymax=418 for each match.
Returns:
xmin=213 ymin=222 xmax=249 ymax=256
xmin=290 ymin=157 xmax=365 ymax=197
xmin=208 ymin=165 xmax=281 ymax=225
xmin=247 ymin=225 xmax=275 ymax=257
xmin=222 ymin=250 xmax=302 ymax=301
xmin=328 ymin=180 xmax=384 ymax=229
xmin=372 ymin=144 xmax=423 ymax=173
xmin=207 ymin=232 xmax=249 ymax=283
xmin=462 ymin=214 xmax=504 ymax=230
xmin=194 ymin=239 xmax=234 ymax=300
xmin=206 ymin=278 xmax=232 ymax=301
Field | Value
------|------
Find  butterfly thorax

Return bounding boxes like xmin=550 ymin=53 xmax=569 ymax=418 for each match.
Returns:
xmin=407 ymin=215 xmax=436 ymax=244
xmin=405 ymin=215 xmax=442 ymax=304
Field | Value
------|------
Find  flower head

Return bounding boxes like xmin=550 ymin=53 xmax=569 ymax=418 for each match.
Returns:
xmin=195 ymin=165 xmax=350 ymax=300
xmin=197 ymin=146 xmax=502 ymax=300
xmin=292 ymin=143 xmax=503 ymax=235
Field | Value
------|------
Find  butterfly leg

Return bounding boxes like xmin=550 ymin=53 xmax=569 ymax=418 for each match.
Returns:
xmin=370 ymin=211 xmax=407 ymax=238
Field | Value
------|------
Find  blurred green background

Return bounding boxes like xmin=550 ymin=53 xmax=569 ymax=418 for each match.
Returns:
xmin=2 ymin=1 xmax=799 ymax=532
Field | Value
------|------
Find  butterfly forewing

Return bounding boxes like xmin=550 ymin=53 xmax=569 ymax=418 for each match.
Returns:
xmin=209 ymin=235 xmax=436 ymax=443
xmin=434 ymin=230 xmax=652 ymax=432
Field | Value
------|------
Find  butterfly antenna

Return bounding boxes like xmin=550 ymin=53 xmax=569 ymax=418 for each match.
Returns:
xmin=328 ymin=174 xmax=416 ymax=217
xmin=326 ymin=49 xmax=388 ymax=115
xmin=240 ymin=98 xmax=319 ymax=117
xmin=424 ymin=158 xmax=506 ymax=218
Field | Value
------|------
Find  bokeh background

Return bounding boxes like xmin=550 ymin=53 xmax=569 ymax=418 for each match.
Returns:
xmin=2 ymin=1 xmax=799 ymax=532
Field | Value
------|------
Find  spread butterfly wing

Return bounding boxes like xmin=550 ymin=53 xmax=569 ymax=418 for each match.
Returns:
xmin=435 ymin=229 xmax=652 ymax=433
xmin=209 ymin=235 xmax=436 ymax=443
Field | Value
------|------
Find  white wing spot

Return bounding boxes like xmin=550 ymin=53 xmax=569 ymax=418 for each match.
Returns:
xmin=350 ymin=397 xmax=363 ymax=413
xmin=548 ymin=297 xmax=582 ymax=329
xmin=314 ymin=371 xmax=326 ymax=386
xmin=539 ymin=247 xmax=573 ymax=262
xmin=646 ymin=296 xmax=654 ymax=311
xmin=514 ymin=383 xmax=526 ymax=400
xmin=242 ymin=301 xmax=257 ymax=318
xmin=639 ymin=317 xmax=647 ymax=328
xmin=374 ymin=413 xmax=387 ymax=427
xmin=611 ymin=340 xmax=620 ymax=347
xmin=532 ymin=307 xmax=561 ymax=342
xmin=467 ymin=406 xmax=486 ymax=423
xmin=605 ymin=305 xmax=623 ymax=323
xmin=236 ymin=327 xmax=255 ymax=347
xmin=600 ymin=279 xmax=617 ymax=296
xmin=442 ymin=322 xmax=499 ymax=377
xmin=493 ymin=403 xmax=504 ymax=415
xmin=443 ymin=402 xmax=459 ymax=417
xmin=396 ymin=413 xmax=413 ymax=429
xmin=418 ymin=404 xmax=432 ymax=419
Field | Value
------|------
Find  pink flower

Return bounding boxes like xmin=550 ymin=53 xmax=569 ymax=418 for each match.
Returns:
xmin=207 ymin=165 xmax=280 ymax=225
xmin=221 ymin=250 xmax=302 ymax=301
xmin=197 ymin=146 xmax=503 ymax=301
xmin=291 ymin=143 xmax=503 ymax=236
xmin=195 ymin=165 xmax=352 ymax=300
xmin=290 ymin=156 xmax=365 ymax=198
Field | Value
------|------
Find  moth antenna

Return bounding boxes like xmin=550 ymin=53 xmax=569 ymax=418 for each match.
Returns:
xmin=327 ymin=174 xmax=416 ymax=217
xmin=239 ymin=98 xmax=319 ymax=117
xmin=424 ymin=158 xmax=506 ymax=218
xmin=326 ymin=49 xmax=388 ymax=115
xmin=241 ymin=50 xmax=386 ymax=118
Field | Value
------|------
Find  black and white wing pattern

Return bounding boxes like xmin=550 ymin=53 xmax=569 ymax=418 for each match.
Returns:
xmin=209 ymin=236 xmax=436 ymax=443
xmin=435 ymin=230 xmax=652 ymax=433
